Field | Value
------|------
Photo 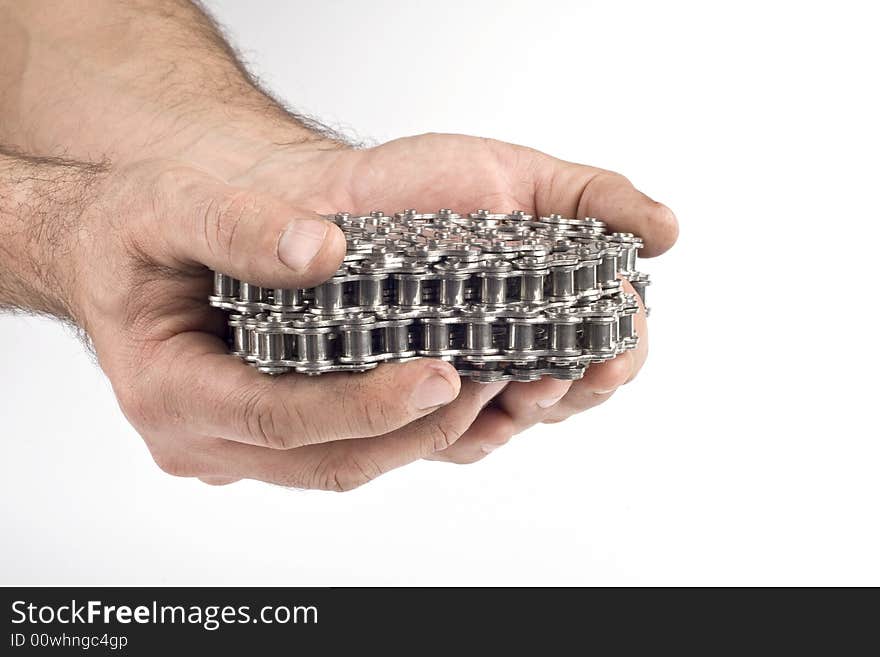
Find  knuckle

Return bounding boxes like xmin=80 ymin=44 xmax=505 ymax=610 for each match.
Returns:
xmin=235 ymin=385 xmax=305 ymax=449
xmin=199 ymin=188 xmax=259 ymax=265
xmin=598 ymin=169 xmax=631 ymax=186
xmin=115 ymin=381 xmax=162 ymax=432
xmin=593 ymin=356 xmax=631 ymax=391
xmin=582 ymin=170 xmax=632 ymax=199
xmin=429 ymin=416 xmax=468 ymax=453
xmin=354 ymin=402 xmax=388 ymax=437
xmin=149 ymin=447 xmax=199 ymax=479
xmin=308 ymin=449 xmax=383 ymax=492
xmin=212 ymin=194 xmax=243 ymax=256
xmin=340 ymin=377 xmax=381 ymax=436
xmin=417 ymin=388 xmax=493 ymax=455
xmin=487 ymin=424 xmax=513 ymax=448
xmin=347 ymin=376 xmax=401 ymax=437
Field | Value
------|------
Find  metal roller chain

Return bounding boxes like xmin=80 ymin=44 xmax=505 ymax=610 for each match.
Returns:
xmin=209 ymin=209 xmax=653 ymax=383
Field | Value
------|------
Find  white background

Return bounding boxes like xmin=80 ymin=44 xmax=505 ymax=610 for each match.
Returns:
xmin=1 ymin=0 xmax=878 ymax=585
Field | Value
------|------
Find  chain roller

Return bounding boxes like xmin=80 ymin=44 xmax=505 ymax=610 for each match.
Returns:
xmin=209 ymin=210 xmax=652 ymax=383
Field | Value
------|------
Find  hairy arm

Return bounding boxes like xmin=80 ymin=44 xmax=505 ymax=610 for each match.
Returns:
xmin=0 ymin=0 xmax=679 ymax=478
xmin=0 ymin=148 xmax=106 ymax=320
xmin=0 ymin=0 xmax=338 ymax=175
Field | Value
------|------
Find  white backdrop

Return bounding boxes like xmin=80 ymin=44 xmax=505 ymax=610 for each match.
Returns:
xmin=1 ymin=0 xmax=878 ymax=585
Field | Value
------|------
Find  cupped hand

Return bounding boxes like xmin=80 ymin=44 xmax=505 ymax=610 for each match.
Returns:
xmin=75 ymin=133 xmax=677 ymax=490
xmin=225 ymin=133 xmax=679 ymax=464
xmin=71 ymin=159 xmax=507 ymax=490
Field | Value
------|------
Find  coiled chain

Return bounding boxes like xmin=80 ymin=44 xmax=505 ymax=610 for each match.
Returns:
xmin=209 ymin=209 xmax=652 ymax=383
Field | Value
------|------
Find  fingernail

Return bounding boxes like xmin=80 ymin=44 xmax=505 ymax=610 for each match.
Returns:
xmin=537 ymin=395 xmax=565 ymax=409
xmin=593 ymin=388 xmax=617 ymax=395
xmin=412 ymin=372 xmax=458 ymax=410
xmin=478 ymin=380 xmax=509 ymax=403
xmin=481 ymin=444 xmax=500 ymax=454
xmin=277 ymin=219 xmax=329 ymax=271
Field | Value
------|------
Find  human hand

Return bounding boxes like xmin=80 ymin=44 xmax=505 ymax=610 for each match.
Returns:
xmin=214 ymin=132 xmax=679 ymax=464
xmin=40 ymin=158 xmax=509 ymax=490
xmin=79 ymin=131 xmax=676 ymax=485
xmin=0 ymin=131 xmax=676 ymax=490
xmin=0 ymin=1 xmax=678 ymax=480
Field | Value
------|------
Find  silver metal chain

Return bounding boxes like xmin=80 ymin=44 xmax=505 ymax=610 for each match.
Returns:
xmin=209 ymin=209 xmax=652 ymax=383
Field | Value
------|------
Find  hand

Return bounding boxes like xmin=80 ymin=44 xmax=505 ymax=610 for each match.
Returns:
xmin=77 ymin=131 xmax=675 ymax=487
xmin=0 ymin=1 xmax=678 ymax=483
xmin=0 ymin=135 xmax=675 ymax=491
xmin=56 ymin=158 xmax=508 ymax=490
xmin=217 ymin=132 xmax=679 ymax=464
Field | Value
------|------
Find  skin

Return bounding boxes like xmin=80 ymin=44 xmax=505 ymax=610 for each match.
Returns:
xmin=0 ymin=1 xmax=678 ymax=489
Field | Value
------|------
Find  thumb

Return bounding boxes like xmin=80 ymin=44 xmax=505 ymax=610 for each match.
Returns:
xmin=152 ymin=166 xmax=345 ymax=289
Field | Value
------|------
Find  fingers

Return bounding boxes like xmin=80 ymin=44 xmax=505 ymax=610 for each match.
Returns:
xmin=624 ymin=278 xmax=649 ymax=382
xmin=146 ymin=166 xmax=346 ymax=289
xmin=182 ymin=380 xmax=509 ymax=491
xmin=120 ymin=331 xmax=464 ymax=451
xmin=336 ymin=135 xmax=677 ymax=258
xmin=494 ymin=377 xmax=573 ymax=432
xmin=426 ymin=407 xmax=516 ymax=464
xmin=543 ymin=279 xmax=649 ymax=422
xmin=430 ymin=278 xmax=649 ymax=457
xmin=427 ymin=375 xmax=573 ymax=464
xmin=543 ymin=354 xmax=633 ymax=422
xmin=528 ymin=153 xmax=678 ymax=257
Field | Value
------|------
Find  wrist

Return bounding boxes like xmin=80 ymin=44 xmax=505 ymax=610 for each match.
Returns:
xmin=152 ymin=108 xmax=349 ymax=181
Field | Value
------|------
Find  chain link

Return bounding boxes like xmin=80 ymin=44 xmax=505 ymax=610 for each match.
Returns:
xmin=209 ymin=210 xmax=652 ymax=383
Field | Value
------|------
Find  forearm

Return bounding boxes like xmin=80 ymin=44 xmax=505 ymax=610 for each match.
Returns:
xmin=0 ymin=0 xmax=335 ymax=177
xmin=0 ymin=148 xmax=104 ymax=320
